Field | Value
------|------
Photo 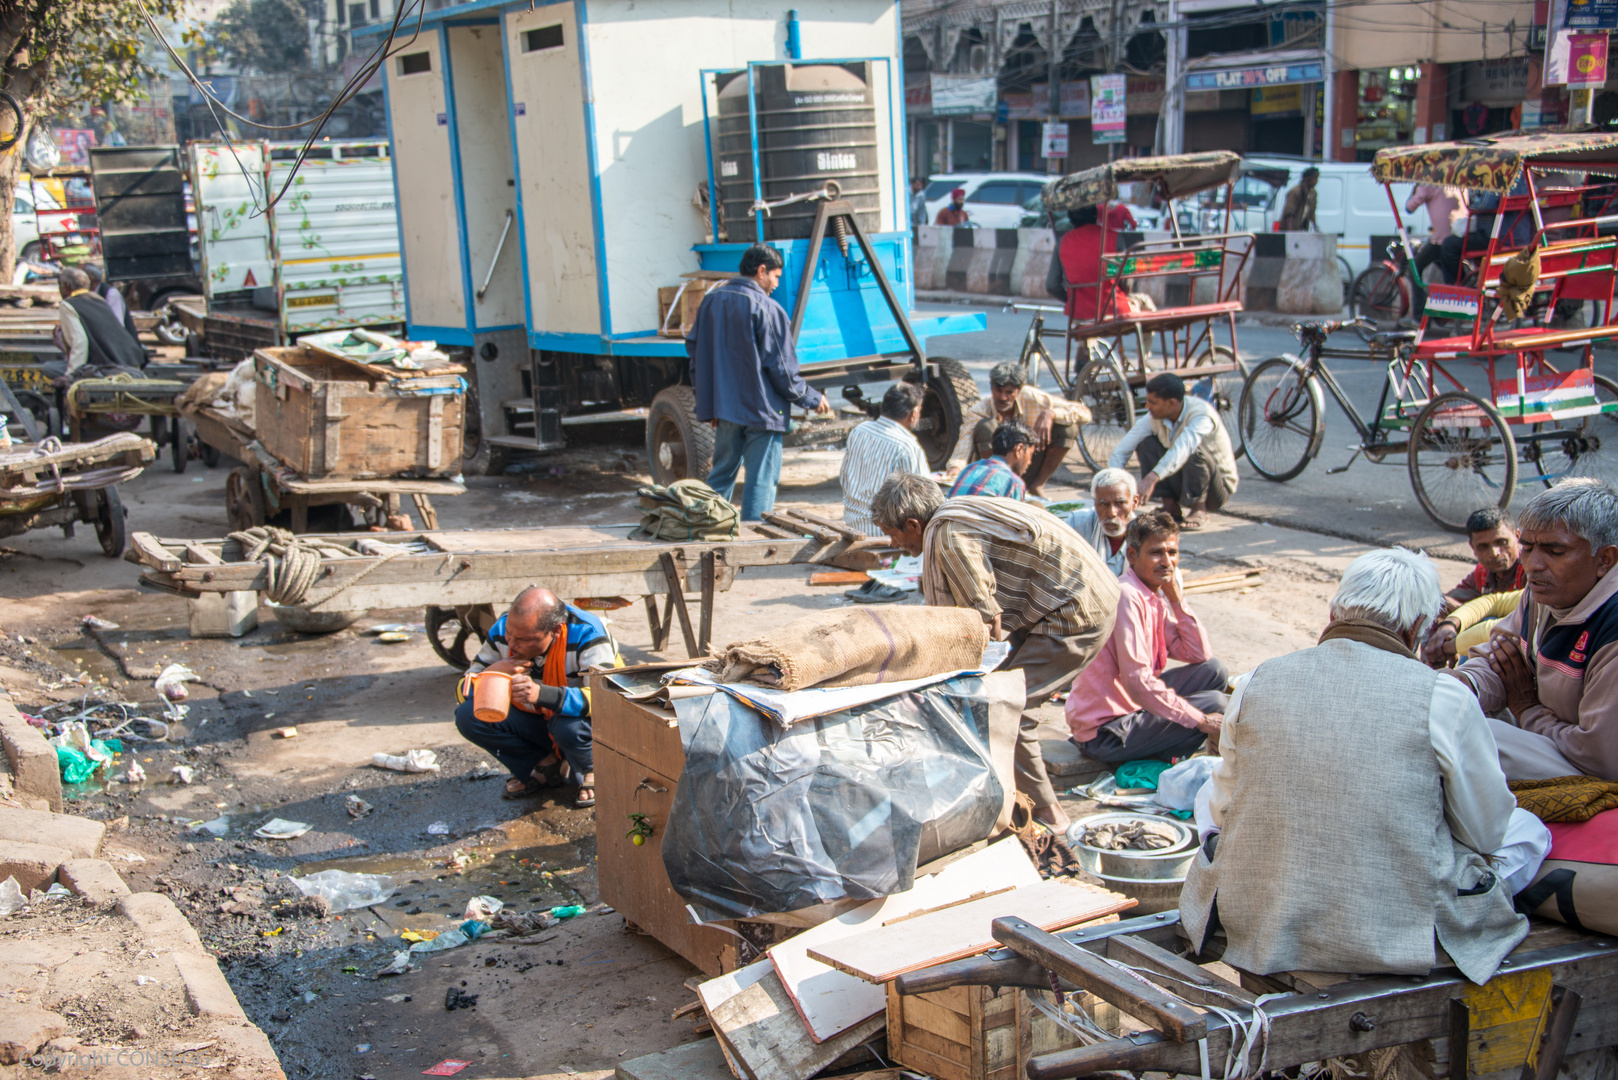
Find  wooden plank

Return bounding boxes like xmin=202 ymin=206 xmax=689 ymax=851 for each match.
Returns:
xmin=807 ymin=882 xmax=1134 ymax=985
xmin=993 ymin=918 xmax=1204 ymax=1043
xmin=708 ymin=969 xmax=884 ymax=1080
xmin=1105 ymin=934 xmax=1255 ymax=1009
xmin=902 ymin=994 xmax=972 ymax=1044
xmin=809 ymin=571 xmax=869 ymax=586
xmin=182 ymin=542 xmax=224 ymax=566
xmin=127 ymin=532 xmax=180 ymax=573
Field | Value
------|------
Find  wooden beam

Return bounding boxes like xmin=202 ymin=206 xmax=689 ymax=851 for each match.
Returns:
xmin=1105 ymin=934 xmax=1255 ymax=1009
xmin=660 ymin=552 xmax=699 ymax=658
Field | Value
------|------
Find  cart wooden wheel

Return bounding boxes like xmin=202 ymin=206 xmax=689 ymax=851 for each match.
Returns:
xmin=169 ymin=416 xmax=188 ymax=474
xmin=200 ymin=440 xmax=221 ymax=468
xmin=1073 ymin=354 xmax=1136 ymax=471
xmin=1188 ymin=345 xmax=1250 ymax=460
xmin=426 ymin=605 xmax=491 ymax=670
xmin=646 ymin=385 xmax=714 ymax=485
xmin=225 ymin=466 xmax=266 ymax=531
xmin=1526 ymin=372 xmax=1618 ymax=490
xmin=94 ymin=487 xmax=126 ymax=558
xmin=916 ymin=356 xmax=979 ymax=472
xmin=1408 ymin=391 xmax=1517 ymax=533
xmin=1239 ymin=356 xmax=1325 ymax=483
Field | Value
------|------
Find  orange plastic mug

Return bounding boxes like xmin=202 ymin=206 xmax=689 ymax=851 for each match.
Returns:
xmin=471 ymin=670 xmax=512 ymax=722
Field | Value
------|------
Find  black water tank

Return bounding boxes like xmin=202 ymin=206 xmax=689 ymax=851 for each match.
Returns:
xmin=714 ymin=62 xmax=881 ymax=241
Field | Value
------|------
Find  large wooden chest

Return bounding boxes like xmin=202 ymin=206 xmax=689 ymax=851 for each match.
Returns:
xmin=252 ymin=345 xmax=463 ymax=479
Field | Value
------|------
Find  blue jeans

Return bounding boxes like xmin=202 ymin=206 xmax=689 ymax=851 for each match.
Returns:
xmin=454 ymin=698 xmax=593 ymax=784
xmin=705 ymin=420 xmax=784 ymax=521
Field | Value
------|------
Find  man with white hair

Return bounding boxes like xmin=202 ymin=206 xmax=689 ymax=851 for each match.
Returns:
xmin=1062 ymin=467 xmax=1138 ymax=576
xmin=1451 ymin=478 xmax=1618 ymax=782
xmin=1183 ymin=546 xmax=1550 ymax=984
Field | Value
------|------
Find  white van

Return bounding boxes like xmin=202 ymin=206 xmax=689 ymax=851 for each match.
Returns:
xmin=1223 ymin=157 xmax=1406 ymax=278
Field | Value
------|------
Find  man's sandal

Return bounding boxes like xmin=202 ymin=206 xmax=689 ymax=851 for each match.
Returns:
xmin=574 ymin=785 xmax=596 ymax=809
xmin=503 ymin=776 xmax=547 ymax=800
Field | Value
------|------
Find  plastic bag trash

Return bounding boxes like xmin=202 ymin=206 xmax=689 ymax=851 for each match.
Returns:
xmin=292 ymin=870 xmax=397 ymax=912
xmin=82 ymin=615 xmax=119 ymax=630
xmin=550 ymin=904 xmax=585 ymax=919
xmin=30 ymin=883 xmax=70 ymax=904
xmin=463 ymin=896 xmax=503 ymax=921
xmin=461 ymin=919 xmax=489 ymax=941
xmin=0 ymin=876 xmax=24 ymax=917
xmin=408 ymin=927 xmax=469 ymax=953
xmin=123 ymin=761 xmax=146 ymax=784
xmin=372 ymin=750 xmax=440 ymax=774
xmin=254 ymin=818 xmax=312 ymax=839
xmin=170 ymin=765 xmax=195 ymax=785
xmin=154 ymin=664 xmax=198 ymax=703
xmin=469 ymin=762 xmax=499 ymax=780
xmin=195 ymin=816 xmax=230 ymax=837
xmin=427 ymin=821 xmax=450 ymax=836
xmin=49 ymin=721 xmax=113 ymax=781
xmin=56 ymin=745 xmax=96 ymax=784
xmin=1154 ymin=756 xmax=1220 ymax=813
xmin=345 ymin=795 xmax=373 ymax=818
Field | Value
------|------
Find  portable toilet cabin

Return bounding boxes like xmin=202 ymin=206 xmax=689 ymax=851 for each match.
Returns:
xmin=376 ymin=1 xmax=984 ymax=478
xmin=184 ymin=139 xmax=406 ymax=360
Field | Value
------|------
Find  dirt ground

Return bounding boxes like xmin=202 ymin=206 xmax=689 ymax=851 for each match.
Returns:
xmin=0 ymin=435 xmax=1471 ymax=1080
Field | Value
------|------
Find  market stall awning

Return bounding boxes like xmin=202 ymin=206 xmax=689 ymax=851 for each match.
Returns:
xmin=1372 ymin=130 xmax=1618 ymax=193
xmin=1042 ymin=151 xmax=1242 ymax=210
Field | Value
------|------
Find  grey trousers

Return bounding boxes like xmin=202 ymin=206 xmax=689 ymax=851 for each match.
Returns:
xmin=1004 ymin=614 xmax=1114 ymax=816
xmin=1077 ymin=659 xmax=1230 ymax=765
xmin=1132 ymin=434 xmax=1231 ymax=512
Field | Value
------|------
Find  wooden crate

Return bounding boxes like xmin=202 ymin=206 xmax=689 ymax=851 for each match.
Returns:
xmin=655 ymin=274 xmax=723 ymax=338
xmin=885 ymin=982 xmax=1086 ymax=1080
xmin=590 ymin=671 xmax=737 ymax=977
xmin=252 ymin=345 xmax=463 ymax=479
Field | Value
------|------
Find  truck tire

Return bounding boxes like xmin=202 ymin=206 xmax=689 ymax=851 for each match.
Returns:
xmin=646 ymin=385 xmax=713 ymax=485
xmin=916 ymin=356 xmax=980 ymax=471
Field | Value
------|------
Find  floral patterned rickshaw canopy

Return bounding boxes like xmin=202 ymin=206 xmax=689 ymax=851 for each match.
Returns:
xmin=1372 ymin=130 xmax=1618 ymax=193
xmin=1041 ymin=151 xmax=1243 ymax=211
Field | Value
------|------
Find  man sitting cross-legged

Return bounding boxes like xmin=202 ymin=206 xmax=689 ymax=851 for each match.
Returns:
xmin=1066 ymin=509 xmax=1229 ymax=764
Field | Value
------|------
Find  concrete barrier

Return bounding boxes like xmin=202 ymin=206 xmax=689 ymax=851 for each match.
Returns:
xmin=914 ymin=225 xmax=1341 ymax=315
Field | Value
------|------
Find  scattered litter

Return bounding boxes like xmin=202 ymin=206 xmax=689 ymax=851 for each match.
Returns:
xmin=253 ymin=818 xmax=312 ymax=840
xmin=292 ymin=870 xmax=396 ymax=912
xmin=110 ymin=852 xmax=146 ymax=863
xmin=154 ymin=663 xmax=198 ymax=703
xmin=423 ymin=1061 xmax=472 ymax=1076
xmin=49 ymin=721 xmax=116 ymax=783
xmin=491 ymin=910 xmax=558 ymax=936
xmin=366 ymin=623 xmax=418 ymax=634
xmin=384 ymin=993 xmax=411 ymax=1003
xmin=400 ymin=930 xmax=438 ymax=943
xmin=0 ymin=877 xmax=25 ymax=916
xmin=136 ymin=975 xmax=154 ymax=986
xmin=272 ymin=726 xmax=298 ymax=739
xmin=469 ymin=762 xmax=499 ymax=780
xmin=550 ymin=904 xmax=585 ymax=920
xmin=444 ymin=850 xmax=470 ymax=873
xmin=377 ymin=631 xmax=412 ymax=643
xmin=260 ymin=927 xmax=284 ymax=937
xmin=409 ymin=928 xmax=470 ymax=954
xmin=194 ymin=816 xmax=231 ymax=838
xmin=427 ymin=821 xmax=450 ymax=836
xmin=373 ymin=749 xmax=441 ymax=774
xmin=122 ymin=761 xmax=146 ymax=784
xmin=588 ymin=903 xmax=615 ymax=915
xmin=81 ymin=616 xmax=119 ymax=630
xmin=443 ymin=987 xmax=478 ymax=1011
xmin=346 ymin=795 xmax=374 ymax=818
xmin=302 ymin=990 xmax=318 ymax=1003
xmin=343 ymin=966 xmax=360 ymax=974
xmin=355 ymin=1045 xmax=371 ymax=1054
xmin=170 ymin=765 xmax=195 ymax=785
xmin=463 ymin=896 xmax=502 ymax=921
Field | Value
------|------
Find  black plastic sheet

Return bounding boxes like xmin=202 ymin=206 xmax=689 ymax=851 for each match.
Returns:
xmin=662 ymin=675 xmax=1005 ymax=921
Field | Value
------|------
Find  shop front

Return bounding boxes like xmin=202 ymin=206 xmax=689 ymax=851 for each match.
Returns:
xmin=1182 ymin=52 xmax=1324 ymax=156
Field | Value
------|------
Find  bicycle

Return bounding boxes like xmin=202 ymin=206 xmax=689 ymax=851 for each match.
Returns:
xmin=1238 ymin=317 xmax=1520 ymax=531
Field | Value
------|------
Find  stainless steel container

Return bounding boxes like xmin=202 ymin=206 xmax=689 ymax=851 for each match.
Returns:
xmin=1068 ymin=813 xmax=1196 ymax=910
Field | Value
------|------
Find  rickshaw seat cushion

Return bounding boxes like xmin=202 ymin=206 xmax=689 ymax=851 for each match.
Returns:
xmin=1068 ymin=300 xmax=1242 ymax=338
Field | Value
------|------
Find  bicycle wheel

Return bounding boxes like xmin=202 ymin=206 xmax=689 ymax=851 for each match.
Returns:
xmin=1337 ymin=255 xmax=1354 ymax=308
xmin=1408 ymin=391 xmax=1517 ymax=533
xmin=1349 ymin=265 xmax=1409 ymax=341
xmin=1073 ymin=354 xmax=1136 ymax=471
xmin=1189 ymin=344 xmax=1250 ymax=461
xmin=1238 ymin=356 xmax=1324 ymax=482
xmin=1525 ymin=372 xmax=1618 ymax=489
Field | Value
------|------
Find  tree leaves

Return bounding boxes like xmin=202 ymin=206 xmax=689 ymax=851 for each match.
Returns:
xmin=212 ymin=0 xmax=310 ymax=73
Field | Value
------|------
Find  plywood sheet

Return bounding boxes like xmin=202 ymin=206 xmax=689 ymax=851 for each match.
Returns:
xmin=707 ymin=967 xmax=884 ymax=1080
xmin=807 ymin=879 xmax=1134 ymax=985
xmin=768 ymin=838 xmax=1042 ymax=1044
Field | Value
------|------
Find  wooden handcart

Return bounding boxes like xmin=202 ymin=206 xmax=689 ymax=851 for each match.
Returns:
xmin=65 ymin=364 xmax=230 ymax=473
xmin=124 ymin=510 xmax=890 ymax=661
xmin=0 ymin=433 xmax=156 ymax=557
xmin=1032 ymin=151 xmax=1257 ymax=469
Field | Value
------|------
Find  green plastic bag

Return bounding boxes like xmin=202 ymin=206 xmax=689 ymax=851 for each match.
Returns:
xmin=56 ymin=745 xmax=96 ymax=784
xmin=1114 ymin=759 xmax=1173 ymax=791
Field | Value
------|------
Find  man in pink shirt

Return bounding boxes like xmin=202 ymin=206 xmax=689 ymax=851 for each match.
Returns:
xmin=1066 ymin=509 xmax=1229 ymax=763
xmin=1406 ymin=185 xmax=1467 ymax=283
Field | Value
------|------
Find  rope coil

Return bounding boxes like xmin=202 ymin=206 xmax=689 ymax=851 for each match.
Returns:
xmin=224 ymin=526 xmax=407 ymax=608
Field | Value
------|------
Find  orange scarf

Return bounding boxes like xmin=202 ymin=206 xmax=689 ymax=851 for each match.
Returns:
xmin=536 ymin=626 xmax=568 ymax=718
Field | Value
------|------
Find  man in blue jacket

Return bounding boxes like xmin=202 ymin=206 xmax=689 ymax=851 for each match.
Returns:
xmin=454 ymin=587 xmax=619 ymax=807
xmin=686 ymin=243 xmax=831 ymax=519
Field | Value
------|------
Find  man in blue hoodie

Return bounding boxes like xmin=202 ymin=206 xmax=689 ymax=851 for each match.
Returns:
xmin=687 ymin=242 xmax=832 ymax=519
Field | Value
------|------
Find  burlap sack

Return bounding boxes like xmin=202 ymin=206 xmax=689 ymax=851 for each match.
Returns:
xmin=707 ymin=606 xmax=989 ymax=691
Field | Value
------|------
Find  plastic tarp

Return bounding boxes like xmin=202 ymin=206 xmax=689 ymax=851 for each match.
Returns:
xmin=1371 ymin=130 xmax=1618 ymax=194
xmin=663 ymin=672 xmax=1023 ymax=922
xmin=1043 ymin=151 xmax=1242 ymax=211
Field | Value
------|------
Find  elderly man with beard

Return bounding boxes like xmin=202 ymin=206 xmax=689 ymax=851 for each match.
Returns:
xmin=1062 ymin=467 xmax=1138 ymax=576
xmin=1451 ymin=479 xmax=1618 ymax=782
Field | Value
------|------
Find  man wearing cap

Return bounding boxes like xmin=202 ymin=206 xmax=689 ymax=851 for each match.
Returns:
xmin=935 ymin=188 xmax=970 ymax=226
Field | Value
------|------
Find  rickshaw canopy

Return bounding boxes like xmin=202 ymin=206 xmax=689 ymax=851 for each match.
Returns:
xmin=1042 ymin=151 xmax=1242 ymax=212
xmin=1371 ymin=130 xmax=1618 ymax=194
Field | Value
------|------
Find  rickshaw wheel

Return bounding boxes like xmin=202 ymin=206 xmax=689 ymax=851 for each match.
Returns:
xmin=1073 ymin=355 xmax=1135 ymax=471
xmin=94 ymin=487 xmax=126 ymax=558
xmin=1350 ymin=265 xmax=1411 ymax=340
xmin=916 ymin=357 xmax=978 ymax=472
xmin=1527 ymin=372 xmax=1618 ymax=489
xmin=1238 ymin=357 xmax=1325 ymax=482
xmin=1408 ymin=391 xmax=1516 ymax=533
xmin=1189 ymin=345 xmax=1250 ymax=461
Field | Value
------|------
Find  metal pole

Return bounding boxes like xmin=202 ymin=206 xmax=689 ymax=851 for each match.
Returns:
xmin=747 ymin=63 xmax=765 ymax=242
xmin=1322 ymin=8 xmax=1336 ymax=161
xmin=1049 ymin=0 xmax=1062 ymax=174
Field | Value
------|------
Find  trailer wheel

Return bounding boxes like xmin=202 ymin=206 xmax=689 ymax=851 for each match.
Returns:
xmin=169 ymin=417 xmax=189 ymax=473
xmin=916 ymin=357 xmax=980 ymax=472
xmin=425 ymin=605 xmax=491 ymax=670
xmin=646 ymin=385 xmax=713 ymax=485
xmin=94 ymin=487 xmax=126 ymax=558
xmin=225 ymin=466 xmax=266 ymax=531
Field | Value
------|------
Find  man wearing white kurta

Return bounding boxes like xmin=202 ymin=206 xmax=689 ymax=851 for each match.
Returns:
xmin=1183 ymin=548 xmax=1550 ymax=984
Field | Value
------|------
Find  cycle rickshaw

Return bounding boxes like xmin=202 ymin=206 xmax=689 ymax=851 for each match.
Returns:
xmin=1241 ymin=130 xmax=1618 ymax=531
xmin=1027 ymin=150 xmax=1256 ymax=469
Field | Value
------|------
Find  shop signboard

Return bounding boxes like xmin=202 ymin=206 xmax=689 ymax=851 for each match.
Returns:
xmin=1041 ymin=122 xmax=1070 ymax=158
xmin=930 ymin=75 xmax=997 ymax=116
xmin=1252 ymin=84 xmax=1304 ymax=115
xmin=1027 ymin=82 xmax=1092 ymax=117
xmin=1004 ymin=91 xmax=1037 ymax=120
xmin=1457 ymin=58 xmax=1532 ymax=103
xmin=1569 ymin=31 xmax=1610 ymax=85
xmin=1126 ymin=77 xmax=1164 ymax=113
xmin=1091 ymin=74 xmax=1126 ymax=143
xmin=1184 ymin=61 xmax=1324 ymax=91
xmin=1566 ymin=0 xmax=1618 ymax=30
xmin=1547 ymin=0 xmax=1577 ymax=83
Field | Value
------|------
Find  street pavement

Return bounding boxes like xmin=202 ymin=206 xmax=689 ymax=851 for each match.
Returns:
xmin=921 ymin=302 xmax=1618 ymax=562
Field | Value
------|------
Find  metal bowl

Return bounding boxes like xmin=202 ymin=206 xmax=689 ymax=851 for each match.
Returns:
xmin=267 ymin=604 xmax=360 ymax=635
xmin=1090 ymin=870 xmax=1189 ymax=915
xmin=1067 ymin=812 xmax=1196 ymax=880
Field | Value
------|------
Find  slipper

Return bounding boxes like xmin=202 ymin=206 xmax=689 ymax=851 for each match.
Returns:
xmin=573 ymin=787 xmax=596 ymax=809
xmin=502 ymin=777 xmax=547 ymax=800
xmin=1180 ymin=510 xmax=1208 ymax=531
xmin=529 ymin=760 xmax=566 ymax=788
xmin=851 ymin=583 xmax=906 ymax=604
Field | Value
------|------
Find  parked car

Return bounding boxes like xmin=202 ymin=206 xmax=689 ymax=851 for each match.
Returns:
xmin=921 ymin=172 xmax=1054 ymax=229
xmin=1209 ymin=157 xmax=1403 ymax=279
xmin=13 ymin=181 xmax=62 ymax=263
